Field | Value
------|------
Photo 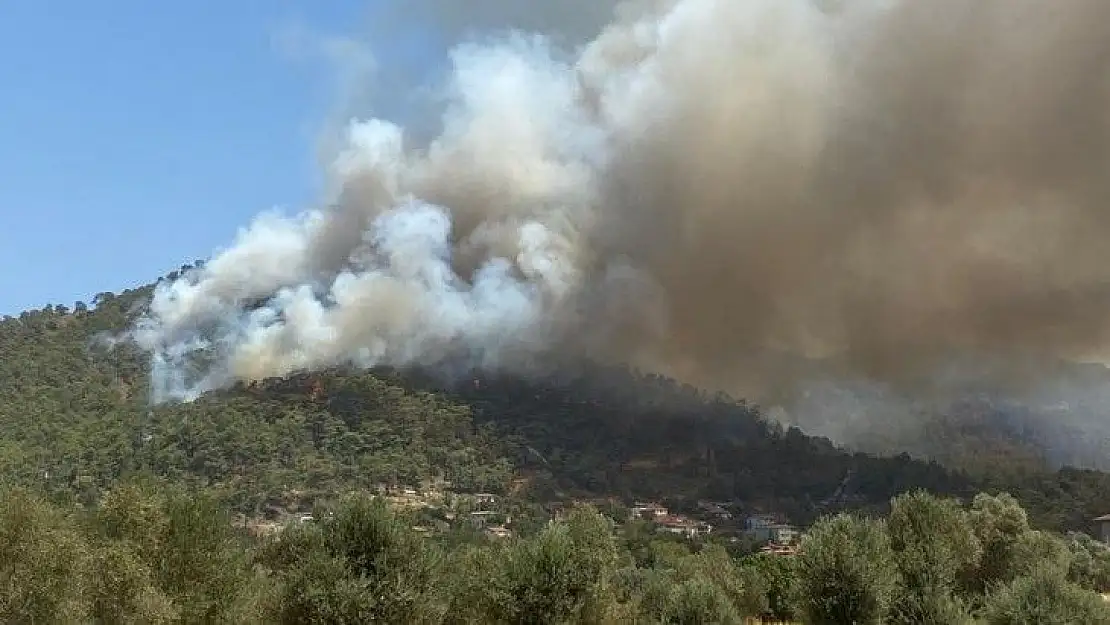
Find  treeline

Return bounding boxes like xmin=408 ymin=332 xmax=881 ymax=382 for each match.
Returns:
xmin=2 ymin=483 xmax=1109 ymax=624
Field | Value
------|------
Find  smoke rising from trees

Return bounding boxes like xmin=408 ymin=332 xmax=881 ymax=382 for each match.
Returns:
xmin=132 ymin=0 xmax=1110 ymax=457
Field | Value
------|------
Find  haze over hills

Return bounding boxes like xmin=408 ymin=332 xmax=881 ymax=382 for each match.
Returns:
xmin=0 ymin=274 xmax=1109 ymax=538
xmin=9 ymin=0 xmax=1110 ymax=528
xmin=5 ymin=1 xmax=1110 ymax=548
xmin=92 ymin=0 xmax=1110 ymax=491
xmin=10 ymin=1 xmax=1110 ymax=621
xmin=764 ymin=355 xmax=1110 ymax=473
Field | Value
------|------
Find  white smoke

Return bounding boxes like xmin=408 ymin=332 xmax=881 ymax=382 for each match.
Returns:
xmin=132 ymin=0 xmax=1110 ymax=411
xmin=133 ymin=32 xmax=611 ymax=401
xmin=134 ymin=114 xmax=586 ymax=400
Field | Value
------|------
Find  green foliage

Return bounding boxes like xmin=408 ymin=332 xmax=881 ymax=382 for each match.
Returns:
xmin=468 ymin=513 xmax=617 ymax=624
xmin=795 ymin=513 xmax=899 ymax=625
xmin=4 ymin=281 xmax=1110 ymax=537
xmin=739 ymin=552 xmax=798 ymax=622
xmin=93 ymin=482 xmax=251 ymax=622
xmin=0 ymin=488 xmax=89 ymax=623
xmin=0 ymin=480 xmax=1104 ymax=624
xmin=886 ymin=490 xmax=978 ymax=624
xmin=259 ymin=494 xmax=440 ymax=624
xmin=1009 ymin=530 xmax=1072 ymax=580
xmin=0 ymin=293 xmax=514 ymax=515
xmin=983 ymin=564 xmax=1110 ymax=625
xmin=661 ymin=577 xmax=742 ymax=624
xmin=10 ymin=281 xmax=1110 ymax=621
xmin=0 ymin=485 xmax=255 ymax=624
xmin=1066 ymin=532 xmax=1110 ymax=592
xmin=500 ymin=524 xmax=600 ymax=623
xmin=966 ymin=492 xmax=1032 ymax=593
xmin=82 ymin=542 xmax=177 ymax=624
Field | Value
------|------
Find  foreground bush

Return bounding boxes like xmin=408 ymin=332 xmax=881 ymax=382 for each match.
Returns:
xmin=886 ymin=490 xmax=978 ymax=624
xmin=257 ymin=495 xmax=441 ymax=624
xmin=0 ymin=489 xmax=89 ymax=622
xmin=1 ymin=483 xmax=1110 ymax=624
xmin=983 ymin=565 xmax=1110 ymax=625
xmin=795 ymin=513 xmax=898 ymax=625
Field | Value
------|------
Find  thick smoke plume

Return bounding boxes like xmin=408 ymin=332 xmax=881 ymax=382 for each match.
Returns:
xmin=134 ymin=0 xmax=1110 ymax=421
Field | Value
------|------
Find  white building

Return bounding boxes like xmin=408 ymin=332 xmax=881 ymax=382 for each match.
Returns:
xmin=745 ymin=515 xmax=798 ymax=544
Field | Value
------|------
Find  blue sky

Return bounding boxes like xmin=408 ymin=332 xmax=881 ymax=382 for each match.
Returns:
xmin=0 ymin=1 xmax=434 ymax=315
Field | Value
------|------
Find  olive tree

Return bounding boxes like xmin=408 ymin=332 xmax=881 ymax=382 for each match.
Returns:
xmin=886 ymin=490 xmax=978 ymax=624
xmin=795 ymin=513 xmax=898 ymax=625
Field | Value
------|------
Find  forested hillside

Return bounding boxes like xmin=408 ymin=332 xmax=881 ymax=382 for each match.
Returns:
xmin=2 ymin=275 xmax=1110 ymax=534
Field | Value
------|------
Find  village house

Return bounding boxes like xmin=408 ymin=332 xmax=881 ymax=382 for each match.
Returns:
xmin=656 ymin=515 xmax=713 ymax=538
xmin=697 ymin=500 xmax=733 ymax=520
xmin=1094 ymin=514 xmax=1110 ymax=544
xmin=473 ymin=493 xmax=498 ymax=506
xmin=468 ymin=510 xmax=498 ymax=528
xmin=485 ymin=525 xmax=513 ymax=539
xmin=745 ymin=515 xmax=799 ymax=545
xmin=760 ymin=542 xmax=799 ymax=557
xmin=630 ymin=502 xmax=669 ymax=521
xmin=469 ymin=510 xmax=512 ymax=530
xmin=549 ymin=503 xmax=569 ymax=522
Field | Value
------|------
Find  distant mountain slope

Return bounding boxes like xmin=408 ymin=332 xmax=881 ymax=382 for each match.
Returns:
xmin=776 ymin=363 xmax=1110 ymax=475
xmin=259 ymin=366 xmax=967 ymax=525
xmin=1 ymin=275 xmax=1110 ymax=531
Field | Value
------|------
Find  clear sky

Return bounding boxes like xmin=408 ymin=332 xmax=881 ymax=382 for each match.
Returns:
xmin=0 ymin=1 xmax=408 ymax=315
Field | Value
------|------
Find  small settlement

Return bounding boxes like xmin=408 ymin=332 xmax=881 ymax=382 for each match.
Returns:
xmin=235 ymin=482 xmax=803 ymax=556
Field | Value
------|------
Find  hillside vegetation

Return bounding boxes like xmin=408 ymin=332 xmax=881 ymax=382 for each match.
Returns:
xmin=2 ymin=277 xmax=1110 ymax=532
xmin=5 ymin=278 xmax=1110 ymax=622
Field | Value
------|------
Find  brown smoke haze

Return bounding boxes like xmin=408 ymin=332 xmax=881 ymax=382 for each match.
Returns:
xmin=132 ymin=0 xmax=1110 ymax=462
xmin=588 ymin=0 xmax=1110 ymax=393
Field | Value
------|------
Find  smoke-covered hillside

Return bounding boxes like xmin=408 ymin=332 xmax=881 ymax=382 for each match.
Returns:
xmin=9 ymin=0 xmax=1110 ymax=532
xmin=767 ymin=359 xmax=1110 ymax=473
xmin=107 ymin=0 xmax=1110 ymax=477
xmin=2 ymin=279 xmax=1110 ymax=533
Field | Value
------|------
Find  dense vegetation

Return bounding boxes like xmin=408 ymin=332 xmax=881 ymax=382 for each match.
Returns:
xmin=2 ymin=275 xmax=1110 ymax=620
xmin=3 ymin=277 xmax=1110 ymax=533
xmin=1 ymin=484 xmax=1108 ymax=624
